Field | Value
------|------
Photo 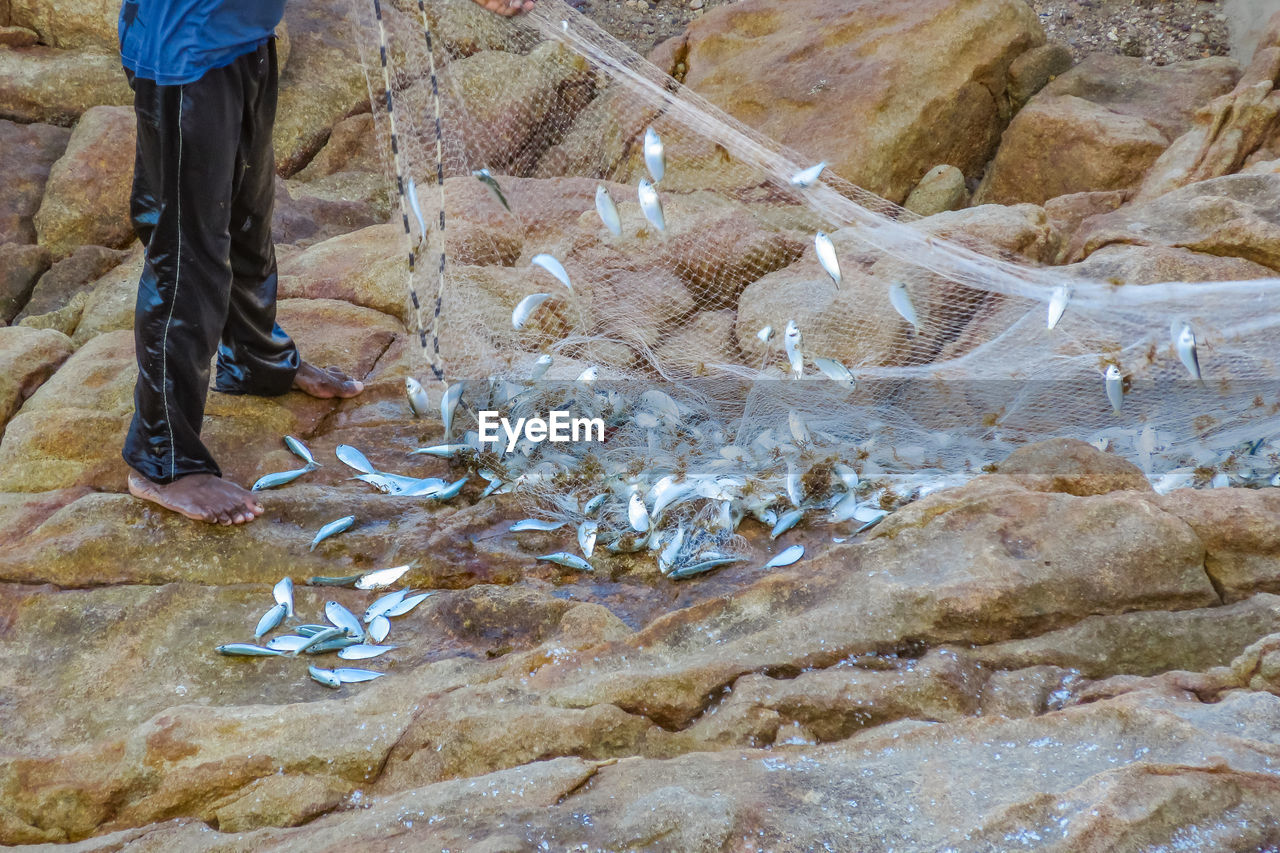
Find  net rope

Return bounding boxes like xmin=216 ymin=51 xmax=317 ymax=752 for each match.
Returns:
xmin=345 ymin=0 xmax=1280 ymax=571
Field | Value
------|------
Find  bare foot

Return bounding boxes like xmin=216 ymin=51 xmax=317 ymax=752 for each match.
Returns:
xmin=292 ymin=362 xmax=365 ymax=399
xmin=128 ymin=471 xmax=265 ymax=525
xmin=470 ymin=0 xmax=534 ymax=16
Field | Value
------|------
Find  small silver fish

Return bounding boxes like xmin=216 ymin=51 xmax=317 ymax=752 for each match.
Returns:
xmin=784 ymin=321 xmax=803 ymax=379
xmin=292 ymin=627 xmax=346 ymax=655
xmin=429 ymin=477 xmax=468 ymax=500
xmin=657 ymin=526 xmax=685 ymax=575
xmin=273 ymin=577 xmax=294 ymax=618
xmin=595 ymin=185 xmax=622 ymax=236
xmin=1174 ymin=321 xmax=1201 ymax=381
xmin=255 ymin=602 xmax=287 ymax=639
xmin=510 ymin=518 xmax=566 ymax=532
xmin=364 ymin=589 xmax=410 ymax=623
xmin=852 ymin=505 xmax=887 ymax=524
xmin=643 ymin=126 xmax=665 ymax=183
xmin=217 ymin=643 xmax=284 ymax=657
xmin=325 ymin=601 xmax=364 ymax=638
xmin=628 ymin=490 xmax=651 ymax=533
xmin=530 ymin=354 xmax=554 ymax=381
xmin=284 ymin=436 xmax=317 ymax=468
xmin=814 ymin=232 xmax=841 ymax=290
xmin=407 ymin=176 xmax=427 ymax=241
xmin=583 ymin=493 xmax=607 ymax=515
xmin=310 ymin=515 xmax=355 ymax=551
xmin=334 ymin=668 xmax=385 ymax=683
xmin=305 ymin=635 xmax=361 ymax=654
xmin=789 ymin=162 xmax=827 ymax=188
xmin=537 ymin=552 xmax=593 ymax=571
xmin=1047 ymin=285 xmax=1071 ymax=331
xmin=367 ymin=615 xmax=391 ymax=643
xmin=308 ymin=665 xmax=342 ymax=688
xmin=668 ymin=555 xmax=742 ymax=580
xmin=406 ymin=377 xmax=430 ymax=418
xmin=756 ymin=325 xmax=773 ymax=344
xmin=295 ymin=624 xmax=337 ymax=636
xmin=472 ymin=168 xmax=511 ymax=212
xmin=335 ymin=445 xmax=376 ymax=475
xmin=251 ymin=468 xmax=311 ymax=491
xmin=531 ymin=254 xmax=573 ymax=294
xmin=441 ymin=381 xmax=463 ymax=438
xmin=410 ymin=443 xmax=472 ymax=458
xmin=384 ymin=592 xmax=432 ymax=617
xmin=637 ymin=179 xmax=665 ymax=232
xmin=770 ymin=508 xmax=804 ymax=539
xmin=812 ymin=357 xmax=854 ymax=388
xmin=1105 ymin=364 xmax=1124 ymax=414
xmin=265 ymin=635 xmax=310 ymax=652
xmin=577 ymin=520 xmax=598 ymax=558
xmin=788 ymin=409 xmax=811 ymax=445
xmin=786 ymin=463 xmax=803 ymax=508
xmin=338 ymin=644 xmax=397 ymax=661
xmin=577 ymin=366 xmax=599 ymax=384
xmin=764 ymin=544 xmax=804 ymax=568
xmin=829 ymin=492 xmax=861 ymax=524
xmin=889 ymin=282 xmax=919 ymax=329
xmin=402 ymin=477 xmax=452 ymax=497
xmin=513 ymin=293 xmax=551 ymax=330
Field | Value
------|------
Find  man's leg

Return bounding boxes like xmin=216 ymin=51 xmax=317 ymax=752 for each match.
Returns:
xmin=122 ymin=58 xmax=264 ymax=525
xmin=216 ymin=38 xmax=362 ymax=401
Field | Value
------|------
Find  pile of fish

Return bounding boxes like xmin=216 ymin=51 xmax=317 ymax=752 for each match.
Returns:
xmin=215 ymin=569 xmax=431 ymax=689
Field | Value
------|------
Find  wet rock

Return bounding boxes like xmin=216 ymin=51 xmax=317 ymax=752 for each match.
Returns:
xmin=978 ymin=665 xmax=1074 ymax=717
xmin=0 ymin=242 xmax=50 ymax=323
xmin=15 ymin=244 xmax=130 ymax=322
xmin=1157 ymin=487 xmax=1280 ymax=601
xmin=650 ymin=0 xmax=1046 ymax=203
xmin=1065 ymin=173 xmax=1280 ymax=270
xmin=998 ymin=437 xmax=1152 ymax=495
xmin=903 ymin=164 xmax=969 ymax=216
xmin=274 ymin=0 xmax=372 ymax=176
xmin=977 ymin=55 xmax=1240 ymax=205
xmin=0 ymin=118 xmax=70 ymax=245
xmin=0 ymin=46 xmax=133 ymax=126
xmin=33 ymin=105 xmax=138 ymax=258
xmin=0 ymin=325 xmax=72 ymax=436
xmin=8 ymin=0 xmax=116 ymax=49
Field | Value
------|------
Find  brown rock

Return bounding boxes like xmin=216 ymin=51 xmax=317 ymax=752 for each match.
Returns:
xmin=0 ymin=25 xmax=39 ymax=47
xmin=277 ymin=224 xmax=412 ymax=321
xmin=15 ymin=244 xmax=130 ymax=321
xmin=1065 ymin=242 xmax=1279 ymax=284
xmin=292 ymin=113 xmax=386 ymax=181
xmin=1043 ymin=189 xmax=1127 ymax=259
xmin=0 ymin=46 xmax=132 ymax=126
xmin=652 ymin=0 xmax=1045 ymax=203
xmin=16 ymin=288 xmax=90 ymax=336
xmin=963 ymin=593 xmax=1280 ymax=679
xmin=0 ymin=325 xmax=72 ymax=437
xmin=1157 ymin=487 xmax=1280 ymax=601
xmin=902 ymin=164 xmax=969 ymax=216
xmin=653 ymin=309 xmax=741 ymax=374
xmin=1065 ymin=173 xmax=1280 ymax=270
xmin=0 ymin=242 xmax=50 ymax=323
xmin=34 ymin=105 xmax=138 ymax=258
xmin=8 ymin=0 xmax=115 ymax=49
xmin=70 ymin=249 xmax=145 ymax=344
xmin=274 ymin=0 xmax=374 ymax=176
xmin=998 ymin=437 xmax=1151 ymax=495
xmin=1139 ymin=34 xmax=1280 ymax=201
xmin=1006 ymin=40 xmax=1073 ymax=109
xmin=977 ymin=55 xmax=1240 ymax=206
xmin=0 ymin=118 xmax=70 ymax=245
xmin=270 ymin=175 xmax=383 ymax=248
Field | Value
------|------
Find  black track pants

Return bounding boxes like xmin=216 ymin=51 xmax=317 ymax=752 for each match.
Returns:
xmin=122 ymin=40 xmax=299 ymax=485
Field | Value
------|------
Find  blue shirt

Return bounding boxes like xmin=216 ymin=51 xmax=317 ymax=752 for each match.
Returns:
xmin=119 ymin=0 xmax=286 ymax=86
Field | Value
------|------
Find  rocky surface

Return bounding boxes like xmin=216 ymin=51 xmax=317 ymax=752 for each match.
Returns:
xmin=3 ymin=1 xmax=1280 ymax=851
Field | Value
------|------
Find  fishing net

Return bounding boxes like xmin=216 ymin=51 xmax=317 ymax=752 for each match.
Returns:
xmin=346 ymin=0 xmax=1280 ymax=572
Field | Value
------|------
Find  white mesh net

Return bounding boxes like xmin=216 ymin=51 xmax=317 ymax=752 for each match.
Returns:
xmin=347 ymin=0 xmax=1280 ymax=575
